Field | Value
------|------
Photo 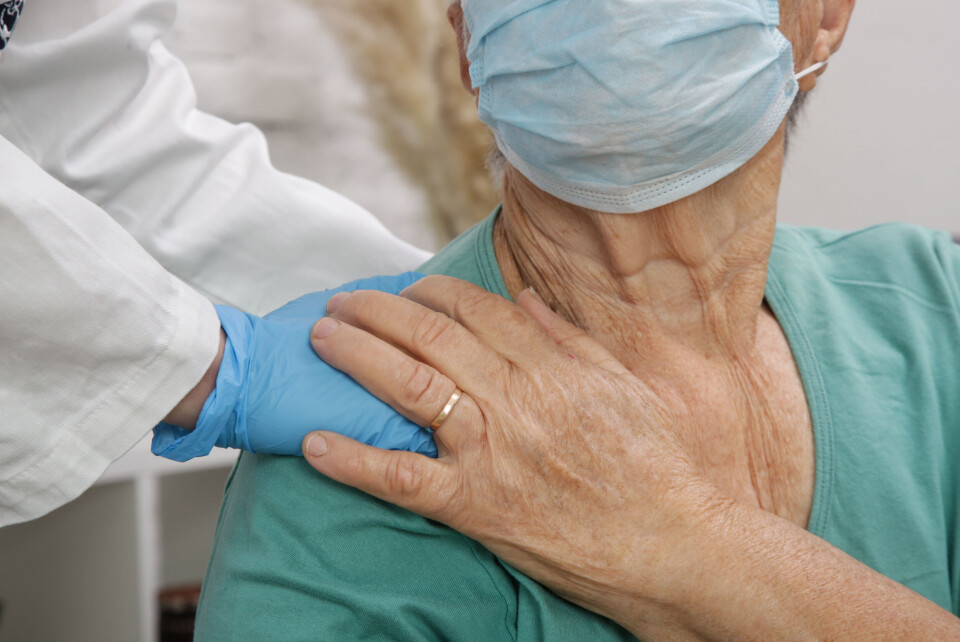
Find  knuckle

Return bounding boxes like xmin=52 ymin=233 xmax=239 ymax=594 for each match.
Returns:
xmin=411 ymin=311 xmax=457 ymax=352
xmin=451 ymin=287 xmax=490 ymax=322
xmin=347 ymin=292 xmax=378 ymax=323
xmin=385 ymin=455 xmax=425 ymax=500
xmin=555 ymin=327 xmax=589 ymax=348
xmin=399 ymin=361 xmax=442 ymax=407
xmin=416 ymin=274 xmax=448 ymax=292
xmin=336 ymin=290 xmax=383 ymax=326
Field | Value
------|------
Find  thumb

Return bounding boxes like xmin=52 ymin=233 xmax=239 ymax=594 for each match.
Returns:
xmin=517 ymin=288 xmax=630 ymax=375
xmin=303 ymin=431 xmax=455 ymax=520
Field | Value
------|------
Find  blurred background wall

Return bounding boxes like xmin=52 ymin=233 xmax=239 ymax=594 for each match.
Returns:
xmin=165 ymin=0 xmax=959 ymax=247
xmin=12 ymin=0 xmax=959 ymax=252
xmin=167 ymin=0 xmax=497 ymax=253
xmin=778 ymin=0 xmax=959 ymax=232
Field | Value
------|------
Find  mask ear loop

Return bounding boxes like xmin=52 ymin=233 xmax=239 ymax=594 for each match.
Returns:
xmin=795 ymin=61 xmax=827 ymax=81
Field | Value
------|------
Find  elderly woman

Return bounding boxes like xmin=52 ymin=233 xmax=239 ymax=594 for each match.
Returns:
xmin=196 ymin=0 xmax=960 ymax=638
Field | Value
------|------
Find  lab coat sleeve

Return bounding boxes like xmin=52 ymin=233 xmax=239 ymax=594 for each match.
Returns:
xmin=0 ymin=135 xmax=222 ymax=527
xmin=0 ymin=0 xmax=432 ymax=317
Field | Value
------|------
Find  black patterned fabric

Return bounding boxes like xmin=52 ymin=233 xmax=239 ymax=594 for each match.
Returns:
xmin=0 ymin=0 xmax=24 ymax=51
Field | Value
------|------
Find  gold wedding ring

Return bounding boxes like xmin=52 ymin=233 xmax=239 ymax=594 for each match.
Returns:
xmin=430 ymin=388 xmax=463 ymax=431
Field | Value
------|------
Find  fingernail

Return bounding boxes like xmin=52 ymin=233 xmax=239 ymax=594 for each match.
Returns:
xmin=327 ymin=292 xmax=350 ymax=314
xmin=523 ymin=286 xmax=547 ymax=306
xmin=305 ymin=433 xmax=328 ymax=457
xmin=312 ymin=317 xmax=340 ymax=340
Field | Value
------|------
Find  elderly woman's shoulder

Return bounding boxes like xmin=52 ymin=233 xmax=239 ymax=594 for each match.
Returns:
xmin=773 ymin=222 xmax=959 ymax=292
xmin=774 ymin=221 xmax=955 ymax=252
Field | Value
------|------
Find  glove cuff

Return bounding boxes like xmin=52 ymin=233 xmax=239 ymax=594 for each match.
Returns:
xmin=152 ymin=305 xmax=253 ymax=461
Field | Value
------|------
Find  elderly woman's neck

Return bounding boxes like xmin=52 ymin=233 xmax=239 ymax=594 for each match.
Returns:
xmin=494 ymin=157 xmax=781 ymax=361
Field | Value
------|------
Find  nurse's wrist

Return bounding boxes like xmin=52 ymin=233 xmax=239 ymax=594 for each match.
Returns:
xmin=162 ymin=328 xmax=226 ymax=429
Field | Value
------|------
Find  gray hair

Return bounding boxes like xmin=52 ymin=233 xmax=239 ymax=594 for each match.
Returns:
xmin=783 ymin=90 xmax=809 ymax=157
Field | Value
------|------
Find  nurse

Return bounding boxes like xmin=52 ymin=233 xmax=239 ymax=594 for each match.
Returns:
xmin=0 ymin=0 xmax=435 ymax=527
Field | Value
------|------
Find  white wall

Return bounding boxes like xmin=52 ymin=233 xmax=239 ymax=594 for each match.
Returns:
xmin=166 ymin=0 xmax=438 ymax=251
xmin=16 ymin=1 xmax=955 ymax=238
xmin=159 ymin=469 xmax=231 ymax=588
xmin=779 ymin=0 xmax=960 ymax=233
xmin=0 ymin=483 xmax=141 ymax=642
xmin=169 ymin=0 xmax=957 ymax=237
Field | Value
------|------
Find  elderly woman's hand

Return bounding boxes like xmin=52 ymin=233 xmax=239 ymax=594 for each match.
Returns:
xmin=303 ymin=276 xmax=960 ymax=640
xmin=305 ymin=275 xmax=716 ymax=631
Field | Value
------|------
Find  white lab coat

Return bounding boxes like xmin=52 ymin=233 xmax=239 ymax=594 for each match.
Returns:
xmin=0 ymin=0 xmax=431 ymax=527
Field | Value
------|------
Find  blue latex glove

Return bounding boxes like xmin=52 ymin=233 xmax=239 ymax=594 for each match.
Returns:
xmin=152 ymin=273 xmax=437 ymax=461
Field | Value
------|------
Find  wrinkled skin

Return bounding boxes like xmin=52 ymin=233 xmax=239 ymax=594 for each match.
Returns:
xmin=307 ymin=277 xmax=720 ymax=631
xmin=305 ymin=277 xmax=960 ymax=640
xmin=299 ymin=0 xmax=960 ymax=638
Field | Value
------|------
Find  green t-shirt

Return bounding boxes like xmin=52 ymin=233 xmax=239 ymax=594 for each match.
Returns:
xmin=195 ymin=212 xmax=960 ymax=640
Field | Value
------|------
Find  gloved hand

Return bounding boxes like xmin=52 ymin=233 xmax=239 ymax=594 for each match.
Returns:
xmin=153 ymin=272 xmax=437 ymax=461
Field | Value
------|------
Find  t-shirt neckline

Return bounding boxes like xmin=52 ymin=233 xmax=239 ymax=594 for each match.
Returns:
xmin=470 ymin=207 xmax=834 ymax=536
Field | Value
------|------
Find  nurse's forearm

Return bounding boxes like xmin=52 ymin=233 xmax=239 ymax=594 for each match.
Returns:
xmin=620 ymin=499 xmax=960 ymax=641
xmin=0 ymin=135 xmax=222 ymax=526
xmin=162 ymin=329 xmax=226 ymax=430
xmin=0 ymin=0 xmax=430 ymax=318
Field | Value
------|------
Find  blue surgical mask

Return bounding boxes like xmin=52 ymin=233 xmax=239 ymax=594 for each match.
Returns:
xmin=462 ymin=0 xmax=813 ymax=214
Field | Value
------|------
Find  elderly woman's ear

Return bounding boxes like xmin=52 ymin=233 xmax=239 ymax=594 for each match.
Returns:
xmin=796 ymin=0 xmax=856 ymax=91
xmin=446 ymin=2 xmax=475 ymax=96
xmin=821 ymin=0 xmax=856 ymax=51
